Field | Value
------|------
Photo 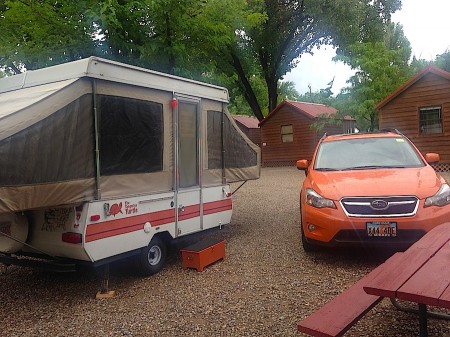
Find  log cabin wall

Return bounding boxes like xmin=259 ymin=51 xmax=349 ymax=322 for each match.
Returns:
xmin=261 ymin=105 xmax=319 ymax=166
xmin=236 ymin=124 xmax=261 ymax=147
xmin=378 ymin=68 xmax=450 ymax=169
xmin=246 ymin=128 xmax=261 ymax=147
xmin=260 ymin=100 xmax=355 ymax=167
xmin=234 ymin=116 xmax=261 ymax=147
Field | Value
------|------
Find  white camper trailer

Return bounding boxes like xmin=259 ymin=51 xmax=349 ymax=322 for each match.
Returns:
xmin=0 ymin=57 xmax=260 ymax=275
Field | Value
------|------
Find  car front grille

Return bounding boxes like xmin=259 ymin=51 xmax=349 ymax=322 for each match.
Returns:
xmin=340 ymin=196 xmax=419 ymax=217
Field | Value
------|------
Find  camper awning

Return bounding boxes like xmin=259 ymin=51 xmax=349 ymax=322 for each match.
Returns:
xmin=0 ymin=78 xmax=91 ymax=141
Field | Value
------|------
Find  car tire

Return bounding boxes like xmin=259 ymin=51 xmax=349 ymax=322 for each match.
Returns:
xmin=136 ymin=237 xmax=167 ymax=276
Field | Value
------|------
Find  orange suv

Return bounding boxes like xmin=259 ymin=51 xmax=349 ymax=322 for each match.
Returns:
xmin=297 ymin=130 xmax=450 ymax=251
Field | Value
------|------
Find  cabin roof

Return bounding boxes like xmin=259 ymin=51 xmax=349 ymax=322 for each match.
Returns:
xmin=233 ymin=115 xmax=260 ymax=129
xmin=376 ymin=65 xmax=450 ymax=110
xmin=259 ymin=100 xmax=339 ymax=126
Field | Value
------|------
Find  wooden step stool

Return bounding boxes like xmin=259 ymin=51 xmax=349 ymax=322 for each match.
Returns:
xmin=180 ymin=238 xmax=225 ymax=272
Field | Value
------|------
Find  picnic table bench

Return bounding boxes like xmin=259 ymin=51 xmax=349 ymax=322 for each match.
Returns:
xmin=298 ymin=222 xmax=450 ymax=337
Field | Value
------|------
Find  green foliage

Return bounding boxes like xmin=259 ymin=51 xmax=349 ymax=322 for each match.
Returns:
xmin=0 ymin=0 xmax=98 ymax=74
xmin=334 ymin=22 xmax=413 ymax=131
xmin=278 ymin=81 xmax=301 ymax=103
xmin=0 ymin=0 xmax=401 ymax=123
xmin=297 ymin=80 xmax=335 ymax=106
xmin=434 ymin=51 xmax=450 ymax=72
xmin=225 ymin=0 xmax=402 ymax=119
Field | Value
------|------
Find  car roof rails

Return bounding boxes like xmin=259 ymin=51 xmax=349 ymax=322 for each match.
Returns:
xmin=380 ymin=128 xmax=404 ymax=136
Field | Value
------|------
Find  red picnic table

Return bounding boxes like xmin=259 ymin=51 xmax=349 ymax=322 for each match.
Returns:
xmin=298 ymin=222 xmax=450 ymax=337
xmin=363 ymin=222 xmax=450 ymax=337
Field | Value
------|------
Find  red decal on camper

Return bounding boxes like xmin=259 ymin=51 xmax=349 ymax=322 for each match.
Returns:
xmin=178 ymin=204 xmax=201 ymax=221
xmin=203 ymin=199 xmax=232 ymax=215
xmin=85 ymin=209 xmax=176 ymax=242
xmin=109 ymin=202 xmax=123 ymax=216
xmin=85 ymin=200 xmax=233 ymax=242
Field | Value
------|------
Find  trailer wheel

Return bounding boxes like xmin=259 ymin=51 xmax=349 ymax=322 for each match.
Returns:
xmin=136 ymin=237 xmax=167 ymax=276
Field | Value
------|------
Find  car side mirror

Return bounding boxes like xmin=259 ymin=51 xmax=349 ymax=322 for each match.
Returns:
xmin=425 ymin=153 xmax=440 ymax=164
xmin=296 ymin=159 xmax=309 ymax=170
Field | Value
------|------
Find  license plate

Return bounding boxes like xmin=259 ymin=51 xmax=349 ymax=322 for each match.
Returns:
xmin=367 ymin=222 xmax=397 ymax=237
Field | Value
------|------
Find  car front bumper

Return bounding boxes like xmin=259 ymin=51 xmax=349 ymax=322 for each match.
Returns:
xmin=301 ymin=199 xmax=450 ymax=247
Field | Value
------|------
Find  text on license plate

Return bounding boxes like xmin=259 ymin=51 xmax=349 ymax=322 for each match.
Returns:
xmin=367 ymin=222 xmax=397 ymax=237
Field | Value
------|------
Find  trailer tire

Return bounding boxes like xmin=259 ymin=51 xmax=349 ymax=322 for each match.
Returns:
xmin=136 ymin=237 xmax=167 ymax=276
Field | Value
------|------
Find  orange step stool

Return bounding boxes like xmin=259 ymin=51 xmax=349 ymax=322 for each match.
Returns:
xmin=181 ymin=238 xmax=225 ymax=272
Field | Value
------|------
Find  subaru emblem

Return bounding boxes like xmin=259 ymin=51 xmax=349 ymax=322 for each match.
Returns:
xmin=371 ymin=199 xmax=389 ymax=210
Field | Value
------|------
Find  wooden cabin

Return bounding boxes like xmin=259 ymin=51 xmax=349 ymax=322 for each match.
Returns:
xmin=259 ymin=100 xmax=355 ymax=167
xmin=377 ymin=65 xmax=450 ymax=171
xmin=233 ymin=115 xmax=261 ymax=147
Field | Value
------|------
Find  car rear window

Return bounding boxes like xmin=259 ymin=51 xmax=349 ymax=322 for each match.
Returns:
xmin=314 ymin=137 xmax=425 ymax=171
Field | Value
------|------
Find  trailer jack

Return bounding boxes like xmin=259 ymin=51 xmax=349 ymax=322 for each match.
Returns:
xmin=95 ymin=264 xmax=116 ymax=299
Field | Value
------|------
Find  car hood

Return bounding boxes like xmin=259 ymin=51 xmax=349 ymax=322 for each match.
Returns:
xmin=309 ymin=166 xmax=443 ymax=200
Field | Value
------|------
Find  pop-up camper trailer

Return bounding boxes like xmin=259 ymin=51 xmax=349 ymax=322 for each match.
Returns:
xmin=0 ymin=57 xmax=260 ymax=275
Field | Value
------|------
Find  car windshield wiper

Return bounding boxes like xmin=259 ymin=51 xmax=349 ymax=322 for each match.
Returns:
xmin=346 ymin=165 xmax=391 ymax=170
xmin=315 ymin=167 xmax=344 ymax=171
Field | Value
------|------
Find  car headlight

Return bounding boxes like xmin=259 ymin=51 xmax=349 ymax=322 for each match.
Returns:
xmin=305 ymin=188 xmax=336 ymax=209
xmin=424 ymin=184 xmax=450 ymax=207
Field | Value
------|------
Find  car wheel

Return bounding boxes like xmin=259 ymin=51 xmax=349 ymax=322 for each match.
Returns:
xmin=136 ymin=237 xmax=167 ymax=276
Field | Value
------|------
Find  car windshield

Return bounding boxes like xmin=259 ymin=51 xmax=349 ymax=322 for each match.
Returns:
xmin=314 ymin=137 xmax=425 ymax=171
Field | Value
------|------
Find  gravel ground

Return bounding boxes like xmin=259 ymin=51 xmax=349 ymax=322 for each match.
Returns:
xmin=1 ymin=167 xmax=450 ymax=337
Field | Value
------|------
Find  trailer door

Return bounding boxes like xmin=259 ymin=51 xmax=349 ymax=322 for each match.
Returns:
xmin=176 ymin=97 xmax=202 ymax=235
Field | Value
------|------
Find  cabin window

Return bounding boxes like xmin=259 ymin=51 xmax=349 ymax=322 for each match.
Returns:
xmin=99 ymin=96 xmax=163 ymax=175
xmin=281 ymin=124 xmax=293 ymax=142
xmin=419 ymin=106 xmax=442 ymax=135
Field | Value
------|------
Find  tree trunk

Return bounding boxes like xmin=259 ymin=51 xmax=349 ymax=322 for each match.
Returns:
xmin=230 ymin=52 xmax=265 ymax=121
xmin=267 ymin=76 xmax=278 ymax=113
xmin=165 ymin=14 xmax=176 ymax=75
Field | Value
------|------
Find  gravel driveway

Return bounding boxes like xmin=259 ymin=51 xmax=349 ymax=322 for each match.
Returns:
xmin=1 ymin=167 xmax=450 ymax=336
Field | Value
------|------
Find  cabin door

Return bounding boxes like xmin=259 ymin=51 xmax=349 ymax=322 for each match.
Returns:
xmin=175 ymin=97 xmax=202 ymax=235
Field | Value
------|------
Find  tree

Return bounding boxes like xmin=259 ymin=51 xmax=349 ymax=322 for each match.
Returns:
xmin=296 ymin=79 xmax=335 ymax=105
xmin=434 ymin=50 xmax=450 ymax=72
xmin=278 ymin=81 xmax=301 ymax=102
xmin=0 ymin=0 xmax=402 ymax=123
xmin=334 ymin=22 xmax=413 ymax=131
xmin=0 ymin=0 xmax=98 ymax=75
xmin=87 ymin=0 xmax=213 ymax=76
xmin=228 ymin=79 xmax=301 ymax=116
xmin=213 ymin=0 xmax=402 ymax=120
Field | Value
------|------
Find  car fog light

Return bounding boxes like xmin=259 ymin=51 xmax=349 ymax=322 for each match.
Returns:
xmin=308 ymin=224 xmax=317 ymax=232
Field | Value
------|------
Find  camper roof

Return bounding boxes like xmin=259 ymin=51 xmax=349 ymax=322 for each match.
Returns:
xmin=0 ymin=56 xmax=229 ymax=102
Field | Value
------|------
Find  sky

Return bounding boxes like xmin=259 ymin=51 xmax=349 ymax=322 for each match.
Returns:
xmin=284 ymin=0 xmax=450 ymax=96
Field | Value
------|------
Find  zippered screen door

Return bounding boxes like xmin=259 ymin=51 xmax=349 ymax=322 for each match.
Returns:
xmin=178 ymin=101 xmax=199 ymax=188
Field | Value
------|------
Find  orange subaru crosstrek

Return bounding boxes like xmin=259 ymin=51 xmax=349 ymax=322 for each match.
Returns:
xmin=297 ymin=130 xmax=450 ymax=251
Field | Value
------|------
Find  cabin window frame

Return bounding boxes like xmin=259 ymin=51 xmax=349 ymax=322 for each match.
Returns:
xmin=281 ymin=124 xmax=293 ymax=143
xmin=419 ymin=105 xmax=443 ymax=135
